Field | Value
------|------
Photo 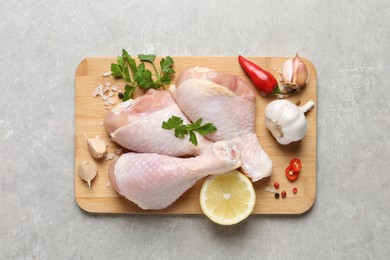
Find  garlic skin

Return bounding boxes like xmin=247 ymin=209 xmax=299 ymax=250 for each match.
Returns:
xmin=265 ymin=100 xmax=314 ymax=145
xmin=282 ymin=54 xmax=309 ymax=89
xmin=87 ymin=138 xmax=107 ymax=158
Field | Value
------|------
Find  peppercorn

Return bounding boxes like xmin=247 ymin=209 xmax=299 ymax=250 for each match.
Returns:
xmin=293 ymin=187 xmax=298 ymax=194
xmin=274 ymin=192 xmax=280 ymax=199
xmin=281 ymin=191 xmax=286 ymax=198
xmin=273 ymin=182 xmax=279 ymax=189
xmin=118 ymin=92 xmax=124 ymax=99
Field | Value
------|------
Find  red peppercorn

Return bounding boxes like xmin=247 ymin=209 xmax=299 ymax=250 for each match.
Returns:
xmin=293 ymin=187 xmax=298 ymax=194
xmin=281 ymin=191 xmax=287 ymax=198
xmin=273 ymin=182 xmax=279 ymax=189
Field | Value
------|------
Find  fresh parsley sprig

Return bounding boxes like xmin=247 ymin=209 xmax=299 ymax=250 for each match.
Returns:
xmin=110 ymin=49 xmax=175 ymax=101
xmin=162 ymin=116 xmax=217 ymax=146
xmin=138 ymin=54 xmax=175 ymax=89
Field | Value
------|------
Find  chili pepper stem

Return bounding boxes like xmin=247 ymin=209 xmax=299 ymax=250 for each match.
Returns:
xmin=272 ymin=85 xmax=295 ymax=95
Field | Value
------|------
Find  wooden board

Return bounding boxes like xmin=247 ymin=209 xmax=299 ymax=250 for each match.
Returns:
xmin=75 ymin=56 xmax=317 ymax=214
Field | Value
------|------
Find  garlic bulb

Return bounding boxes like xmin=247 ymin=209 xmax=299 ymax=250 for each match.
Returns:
xmin=265 ymin=100 xmax=314 ymax=145
xmin=282 ymin=54 xmax=309 ymax=89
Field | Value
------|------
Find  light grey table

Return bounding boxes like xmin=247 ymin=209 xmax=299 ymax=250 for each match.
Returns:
xmin=1 ymin=1 xmax=389 ymax=259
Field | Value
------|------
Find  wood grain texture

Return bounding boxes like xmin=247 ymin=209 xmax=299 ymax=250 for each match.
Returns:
xmin=75 ymin=56 xmax=317 ymax=214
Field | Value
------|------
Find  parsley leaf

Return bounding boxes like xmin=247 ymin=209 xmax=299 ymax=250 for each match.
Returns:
xmin=123 ymin=65 xmax=131 ymax=82
xmin=160 ymin=73 xmax=173 ymax=85
xmin=123 ymin=85 xmax=136 ymax=101
xmin=162 ymin=116 xmax=217 ymax=146
xmin=134 ymin=63 xmax=155 ymax=89
xmin=189 ymin=131 xmax=198 ymax=146
xmin=160 ymin=57 xmax=174 ymax=73
xmin=117 ymin=55 xmax=125 ymax=69
xmin=175 ymin=125 xmax=188 ymax=138
xmin=162 ymin=115 xmax=183 ymax=130
xmin=138 ymin=54 xmax=156 ymax=63
xmin=123 ymin=49 xmax=137 ymax=74
xmin=187 ymin=118 xmax=202 ymax=129
xmin=111 ymin=63 xmax=123 ymax=77
xmin=194 ymin=123 xmax=218 ymax=136
xmin=159 ymin=57 xmax=175 ymax=86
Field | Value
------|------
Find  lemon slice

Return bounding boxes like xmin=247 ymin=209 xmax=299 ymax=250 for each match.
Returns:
xmin=200 ymin=170 xmax=256 ymax=225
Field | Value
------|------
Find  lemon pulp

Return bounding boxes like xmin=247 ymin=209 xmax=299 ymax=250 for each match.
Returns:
xmin=200 ymin=170 xmax=256 ymax=225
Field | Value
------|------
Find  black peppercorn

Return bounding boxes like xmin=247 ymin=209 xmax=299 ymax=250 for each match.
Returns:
xmin=118 ymin=92 xmax=124 ymax=99
xmin=274 ymin=192 xmax=280 ymax=199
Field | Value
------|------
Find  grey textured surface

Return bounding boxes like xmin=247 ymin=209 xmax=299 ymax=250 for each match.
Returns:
xmin=0 ymin=0 xmax=389 ymax=259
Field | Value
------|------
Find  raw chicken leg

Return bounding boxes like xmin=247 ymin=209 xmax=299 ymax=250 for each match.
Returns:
xmin=109 ymin=141 xmax=241 ymax=210
xmin=104 ymin=89 xmax=213 ymax=156
xmin=175 ymin=66 xmax=254 ymax=101
xmin=171 ymin=69 xmax=272 ymax=181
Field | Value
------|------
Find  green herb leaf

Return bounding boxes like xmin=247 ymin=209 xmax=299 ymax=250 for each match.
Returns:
xmin=187 ymin=118 xmax=202 ymax=129
xmin=162 ymin=116 xmax=217 ymax=146
xmin=174 ymin=125 xmax=188 ymax=138
xmin=111 ymin=63 xmax=123 ymax=77
xmin=123 ymin=84 xmax=136 ymax=101
xmin=117 ymin=55 xmax=125 ymax=69
xmin=134 ymin=63 xmax=155 ymax=89
xmin=159 ymin=73 xmax=173 ymax=85
xmin=160 ymin=56 xmax=174 ymax=73
xmin=194 ymin=123 xmax=217 ymax=136
xmin=123 ymin=65 xmax=131 ymax=82
xmin=159 ymin=56 xmax=175 ymax=86
xmin=123 ymin=49 xmax=137 ymax=75
xmin=189 ymin=131 xmax=198 ymax=146
xmin=162 ymin=115 xmax=184 ymax=130
xmin=138 ymin=54 xmax=156 ymax=63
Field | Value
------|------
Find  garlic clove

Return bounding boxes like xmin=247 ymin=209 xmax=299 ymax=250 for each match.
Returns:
xmin=282 ymin=58 xmax=294 ymax=84
xmin=266 ymin=118 xmax=284 ymax=138
xmin=87 ymin=138 xmax=107 ymax=158
xmin=282 ymin=54 xmax=309 ymax=89
xmin=78 ymin=160 xmax=97 ymax=188
xmin=292 ymin=56 xmax=309 ymax=87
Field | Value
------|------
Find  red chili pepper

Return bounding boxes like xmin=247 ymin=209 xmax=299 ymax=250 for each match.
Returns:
xmin=238 ymin=55 xmax=278 ymax=95
xmin=290 ymin=158 xmax=302 ymax=173
xmin=285 ymin=165 xmax=299 ymax=182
